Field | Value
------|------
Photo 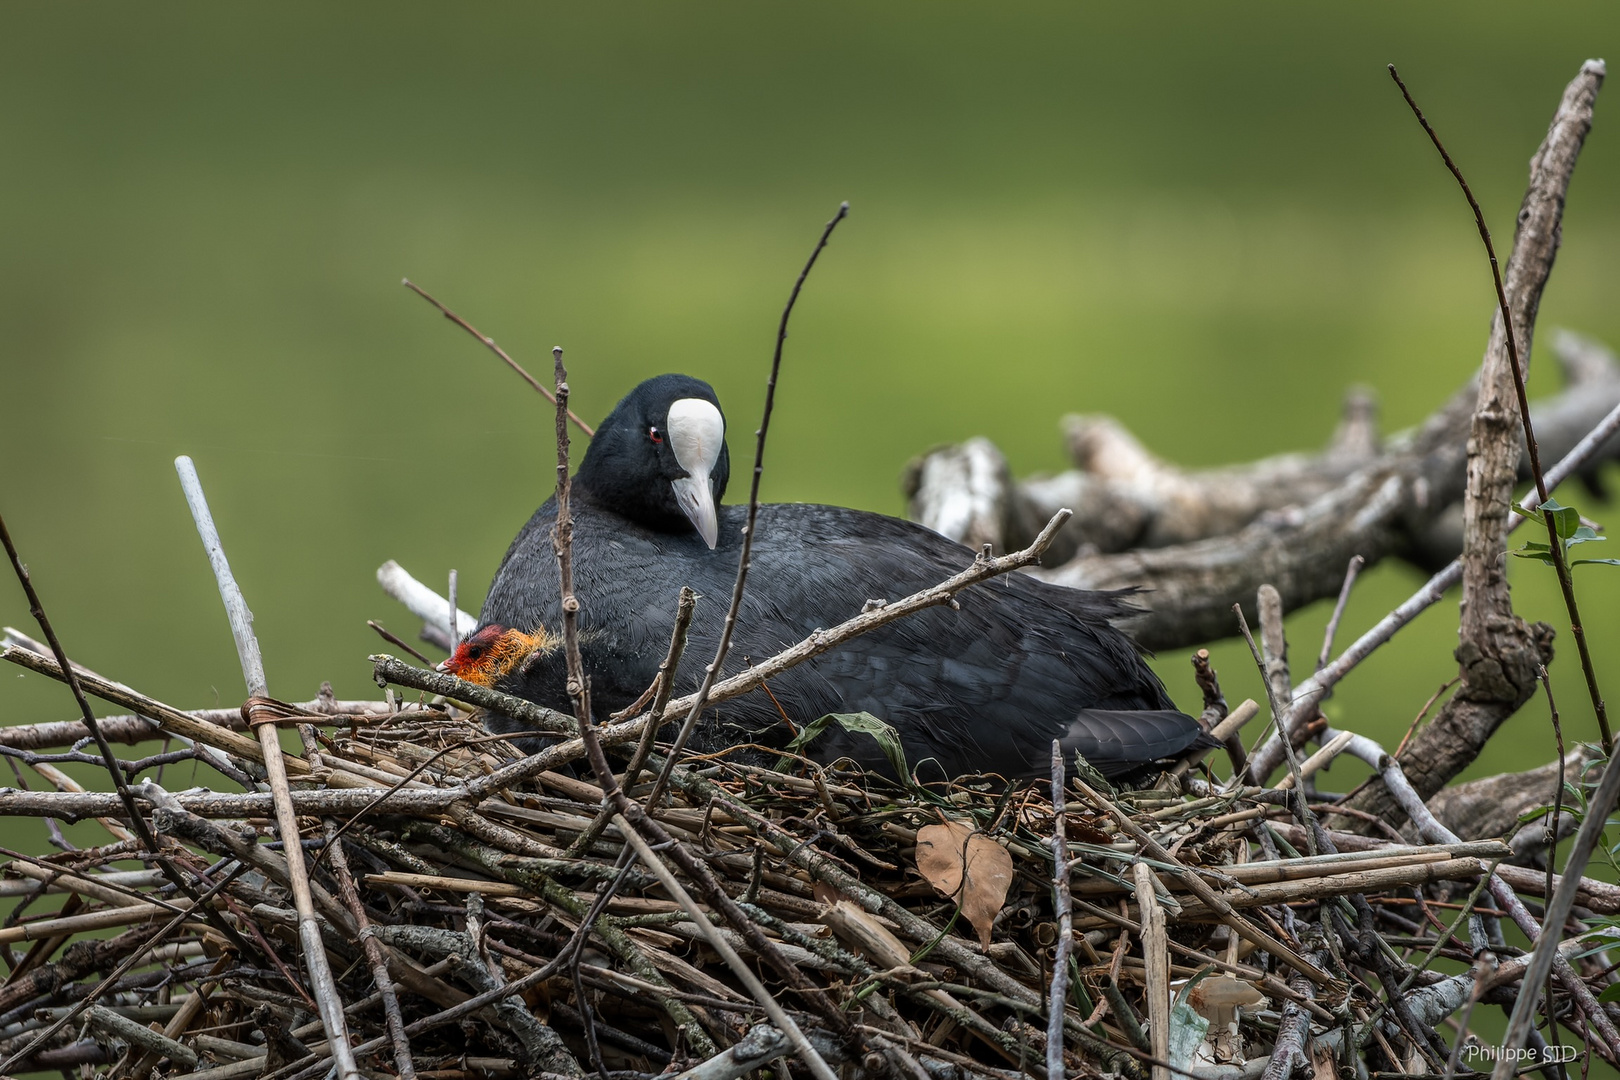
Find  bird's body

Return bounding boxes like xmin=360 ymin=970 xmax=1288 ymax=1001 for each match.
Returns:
xmin=464 ymin=374 xmax=1208 ymax=781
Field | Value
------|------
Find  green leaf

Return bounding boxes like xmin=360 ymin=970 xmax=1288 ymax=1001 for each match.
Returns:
xmin=1537 ymin=498 xmax=1581 ymax=539
xmin=1601 ymin=982 xmax=1620 ymax=1004
xmin=1565 ymin=526 xmax=1603 ymax=546
xmin=1573 ymin=558 xmax=1620 ymax=568
xmin=1510 ymin=547 xmax=1557 ymax=565
xmin=785 ymin=711 xmax=911 ymax=782
xmin=1516 ymin=498 xmax=1583 ymax=538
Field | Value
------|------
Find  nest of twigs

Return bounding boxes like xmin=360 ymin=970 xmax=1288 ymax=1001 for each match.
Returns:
xmin=5 ymin=631 xmax=1618 ymax=1080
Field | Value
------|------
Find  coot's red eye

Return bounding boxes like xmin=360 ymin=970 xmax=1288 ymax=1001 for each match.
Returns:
xmin=649 ymin=426 xmax=663 ymax=444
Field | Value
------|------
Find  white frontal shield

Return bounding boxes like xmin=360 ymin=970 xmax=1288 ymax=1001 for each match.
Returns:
xmin=666 ymin=397 xmax=724 ymax=548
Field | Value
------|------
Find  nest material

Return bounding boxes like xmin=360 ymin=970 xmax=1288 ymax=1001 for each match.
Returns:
xmin=4 ymin=677 xmax=1608 ymax=1080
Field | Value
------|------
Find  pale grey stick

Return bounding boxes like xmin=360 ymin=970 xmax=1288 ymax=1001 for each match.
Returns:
xmin=377 ymin=559 xmax=475 ymax=640
xmin=1317 ymin=554 xmax=1364 ymax=671
xmin=674 ymin=1025 xmax=799 ymax=1080
xmin=448 ymin=569 xmax=460 ymax=647
xmin=174 ymin=456 xmax=266 ymax=697
xmin=0 ymin=787 xmax=463 ymax=819
xmin=173 ymin=456 xmax=360 ymax=1080
xmin=1133 ymin=861 xmax=1171 ymax=1080
xmin=85 ymin=1006 xmax=198 ymax=1070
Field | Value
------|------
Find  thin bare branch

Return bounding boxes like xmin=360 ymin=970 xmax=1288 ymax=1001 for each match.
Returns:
xmin=647 ymin=201 xmax=849 ymax=809
xmin=403 ymin=278 xmax=594 ymax=437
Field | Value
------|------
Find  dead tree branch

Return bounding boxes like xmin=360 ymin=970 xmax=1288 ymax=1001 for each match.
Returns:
xmin=1343 ymin=59 xmax=1601 ymax=826
xmin=909 ymin=353 xmax=1616 ymax=656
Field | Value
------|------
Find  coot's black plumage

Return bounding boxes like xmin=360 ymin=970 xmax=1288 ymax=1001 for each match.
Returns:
xmin=473 ymin=374 xmax=1207 ymax=781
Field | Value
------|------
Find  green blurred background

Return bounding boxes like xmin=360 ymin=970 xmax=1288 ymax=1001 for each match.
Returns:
xmin=3 ymin=4 xmax=1619 ymax=802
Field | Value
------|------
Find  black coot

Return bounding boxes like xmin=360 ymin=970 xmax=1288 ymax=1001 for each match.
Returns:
xmin=469 ymin=373 xmax=1207 ymax=781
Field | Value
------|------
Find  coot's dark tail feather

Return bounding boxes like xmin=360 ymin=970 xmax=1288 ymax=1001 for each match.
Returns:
xmin=1025 ymin=582 xmax=1158 ymax=655
xmin=1060 ymin=708 xmax=1207 ymax=778
xmin=1032 ymin=584 xmax=1145 ymax=620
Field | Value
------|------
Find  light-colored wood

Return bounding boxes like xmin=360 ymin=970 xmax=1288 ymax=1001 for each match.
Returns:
xmin=1133 ymin=861 xmax=1170 ymax=1080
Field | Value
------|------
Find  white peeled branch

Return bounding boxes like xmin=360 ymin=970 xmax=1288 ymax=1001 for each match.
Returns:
xmin=377 ymin=560 xmax=476 ymax=643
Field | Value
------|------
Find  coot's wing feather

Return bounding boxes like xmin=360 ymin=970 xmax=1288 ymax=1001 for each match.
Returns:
xmin=701 ymin=504 xmax=1197 ymax=779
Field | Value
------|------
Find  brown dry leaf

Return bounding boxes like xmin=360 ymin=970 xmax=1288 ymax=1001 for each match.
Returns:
xmin=914 ymin=820 xmax=1014 ymax=946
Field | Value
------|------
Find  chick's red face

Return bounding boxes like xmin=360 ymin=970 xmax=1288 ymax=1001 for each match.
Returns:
xmin=440 ymin=624 xmax=553 ymax=686
xmin=441 ymin=625 xmax=507 ymax=684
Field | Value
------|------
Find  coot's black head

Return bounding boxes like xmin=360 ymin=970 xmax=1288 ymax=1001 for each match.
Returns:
xmin=575 ymin=374 xmax=731 ymax=547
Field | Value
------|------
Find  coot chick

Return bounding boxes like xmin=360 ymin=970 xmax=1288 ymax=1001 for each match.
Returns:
xmin=469 ymin=373 xmax=1207 ymax=781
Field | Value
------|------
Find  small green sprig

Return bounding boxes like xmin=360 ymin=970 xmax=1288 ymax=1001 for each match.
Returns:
xmin=1510 ymin=497 xmax=1620 ymax=569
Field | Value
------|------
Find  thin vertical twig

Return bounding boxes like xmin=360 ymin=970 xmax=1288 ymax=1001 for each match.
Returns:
xmin=403 ymin=279 xmax=595 ymax=437
xmin=645 ymin=201 xmax=850 ymax=809
xmin=550 ymin=347 xmax=591 ymax=735
xmin=534 ymin=221 xmax=860 ymax=1057
xmin=1047 ymin=740 xmax=1072 ymax=1080
xmin=1133 ymin=861 xmax=1170 ymax=1080
xmin=1388 ymin=63 xmax=1609 ymax=754
xmin=1318 ymin=555 xmax=1364 ymax=672
xmin=1386 ymin=58 xmax=1617 ymax=1074
xmin=447 ymin=570 xmax=459 ymax=649
xmin=619 ymin=587 xmax=697 ymax=796
xmin=1235 ymin=602 xmax=1319 ymax=856
xmin=542 ymin=354 xmax=728 ymax=1051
